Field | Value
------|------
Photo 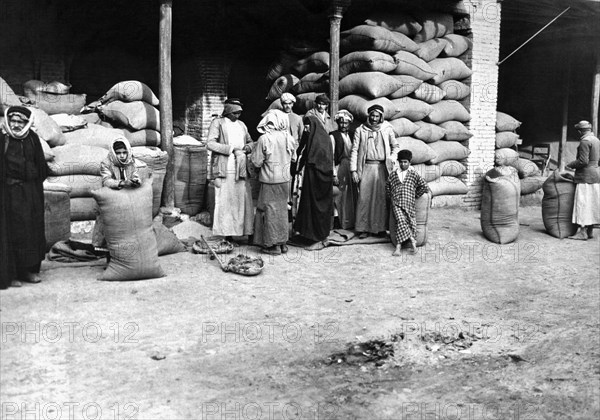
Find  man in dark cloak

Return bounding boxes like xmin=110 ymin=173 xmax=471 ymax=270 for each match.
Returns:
xmin=293 ymin=114 xmax=334 ymax=244
xmin=1 ymin=106 xmax=48 ymax=288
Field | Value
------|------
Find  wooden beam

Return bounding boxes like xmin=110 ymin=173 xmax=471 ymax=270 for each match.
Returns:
xmin=592 ymin=51 xmax=600 ymax=137
xmin=159 ymin=0 xmax=175 ymax=209
xmin=559 ymin=53 xmax=571 ymax=171
xmin=328 ymin=1 xmax=351 ymax=117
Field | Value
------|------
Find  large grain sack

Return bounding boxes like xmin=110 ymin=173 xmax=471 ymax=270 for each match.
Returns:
xmin=441 ymin=34 xmax=473 ymax=57
xmin=339 ymin=95 xmax=397 ymax=121
xmin=265 ymin=74 xmax=299 ymax=101
xmin=100 ymin=81 xmax=159 ymax=106
xmin=392 ymin=51 xmax=437 ymax=80
xmin=48 ymin=144 xmax=108 ymax=176
xmin=395 ymin=137 xmax=437 ymax=164
xmin=70 ymin=197 xmax=96 ymax=221
xmin=481 ymin=167 xmax=520 ymax=244
xmin=23 ymin=80 xmax=71 ymax=95
xmin=428 ymin=141 xmax=470 ymax=164
xmin=292 ymin=51 xmax=330 ymax=76
xmin=339 ymin=51 xmax=397 ymax=79
xmin=439 ymin=121 xmax=473 ymax=141
xmin=413 ymin=163 xmax=442 ymax=182
xmin=92 ymin=178 xmax=165 ymax=281
xmin=1 ymin=77 xmax=23 ymax=112
xmin=46 ymin=174 xmax=103 ymax=198
xmin=413 ymin=121 xmax=446 ymax=143
xmin=100 ymin=100 xmax=160 ymax=131
xmin=496 ymin=111 xmax=521 ymax=132
xmin=387 ymin=75 xmax=423 ymax=99
xmin=79 ymin=112 xmax=102 ymax=125
xmin=495 ymin=148 xmax=519 ymax=167
xmin=389 ymin=118 xmax=419 ymax=137
xmin=364 ymin=12 xmax=422 ymax=36
xmin=174 ymin=144 xmax=208 ymax=215
xmin=425 ymin=100 xmax=471 ymax=124
xmin=49 ymin=113 xmax=88 ymax=132
xmin=63 ymin=124 xmax=124 ymax=149
xmin=40 ymin=139 xmax=54 ymax=161
xmin=515 ymin=158 xmax=541 ymax=178
xmin=340 ymin=72 xmax=404 ymax=99
xmin=429 ymin=58 xmax=473 ymax=84
xmin=520 ymin=176 xmax=545 ymax=195
xmin=495 ymin=131 xmax=519 ymax=148
xmin=411 ymin=83 xmax=446 ymax=103
xmin=438 ymin=80 xmax=470 ymax=100
xmin=542 ymin=170 xmax=577 ymax=238
xmin=132 ymin=147 xmax=168 ymax=216
xmin=43 ymin=181 xmax=71 ymax=251
xmin=291 ymin=72 xmax=328 ymax=95
xmin=428 ymin=176 xmax=468 ymax=196
xmin=390 ymin=97 xmax=433 ymax=121
xmin=294 ymin=92 xmax=320 ymax=115
xmin=25 ymin=92 xmax=86 ymax=115
xmin=153 ymin=221 xmax=186 ymax=256
xmin=413 ymin=12 xmax=454 ymax=43
xmin=414 ymin=39 xmax=448 ymax=62
xmin=439 ymin=160 xmax=467 ymax=177
xmin=390 ymin=192 xmax=431 ymax=247
xmin=29 ymin=107 xmax=67 ymax=146
xmin=341 ymin=25 xmax=419 ymax=54
xmin=120 ymin=128 xmax=161 ymax=147
xmin=266 ymin=51 xmax=298 ymax=81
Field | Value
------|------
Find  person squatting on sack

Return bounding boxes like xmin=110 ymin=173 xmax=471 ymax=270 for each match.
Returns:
xmin=566 ymin=120 xmax=600 ymax=240
xmin=386 ymin=149 xmax=430 ymax=256
xmin=0 ymin=106 xmax=48 ymax=288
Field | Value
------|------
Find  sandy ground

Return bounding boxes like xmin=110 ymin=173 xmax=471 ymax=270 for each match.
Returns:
xmin=1 ymin=206 xmax=599 ymax=420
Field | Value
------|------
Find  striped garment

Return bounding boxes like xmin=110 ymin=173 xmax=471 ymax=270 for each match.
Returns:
xmin=386 ymin=168 xmax=430 ymax=244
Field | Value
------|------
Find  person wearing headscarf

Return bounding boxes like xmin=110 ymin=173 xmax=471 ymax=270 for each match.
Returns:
xmin=1 ymin=106 xmax=48 ymax=288
xmin=330 ymin=109 xmax=357 ymax=229
xmin=293 ymin=113 xmax=335 ymax=244
xmin=566 ymin=120 xmax=600 ymax=240
xmin=350 ymin=104 xmax=399 ymax=239
xmin=251 ymin=109 xmax=297 ymax=255
xmin=91 ymin=136 xmax=142 ymax=253
xmin=207 ymin=98 xmax=254 ymax=242
xmin=386 ymin=149 xmax=430 ymax=256
xmin=305 ymin=94 xmax=335 ymax=133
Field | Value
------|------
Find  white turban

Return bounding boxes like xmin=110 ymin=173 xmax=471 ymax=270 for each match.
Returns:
xmin=334 ymin=109 xmax=354 ymax=123
xmin=280 ymin=93 xmax=296 ymax=104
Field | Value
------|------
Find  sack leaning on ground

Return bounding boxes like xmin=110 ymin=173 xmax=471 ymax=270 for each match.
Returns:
xmin=542 ymin=170 xmax=578 ymax=238
xmin=481 ymin=167 xmax=521 ymax=244
xmin=92 ymin=175 xmax=165 ymax=281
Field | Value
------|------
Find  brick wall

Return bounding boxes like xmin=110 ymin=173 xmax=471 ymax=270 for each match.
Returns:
xmin=463 ymin=0 xmax=502 ymax=208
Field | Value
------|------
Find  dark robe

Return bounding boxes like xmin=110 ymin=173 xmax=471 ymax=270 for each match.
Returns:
xmin=294 ymin=115 xmax=334 ymax=242
xmin=0 ymin=131 xmax=48 ymax=288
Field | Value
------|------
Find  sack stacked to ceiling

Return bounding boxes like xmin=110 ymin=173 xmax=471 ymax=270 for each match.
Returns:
xmin=494 ymin=111 xmax=545 ymax=195
xmin=264 ymin=10 xmax=473 ymax=198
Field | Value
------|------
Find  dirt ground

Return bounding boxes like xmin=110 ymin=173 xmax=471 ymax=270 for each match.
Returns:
xmin=1 ymin=205 xmax=599 ymax=420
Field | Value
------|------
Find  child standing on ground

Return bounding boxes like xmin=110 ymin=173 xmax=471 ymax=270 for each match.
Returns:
xmin=386 ymin=149 xmax=430 ymax=256
xmin=92 ymin=137 xmax=141 ymax=251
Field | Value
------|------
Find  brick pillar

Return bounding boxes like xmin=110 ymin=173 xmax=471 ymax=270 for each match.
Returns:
xmin=463 ymin=0 xmax=502 ymax=208
xmin=185 ymin=53 xmax=232 ymax=142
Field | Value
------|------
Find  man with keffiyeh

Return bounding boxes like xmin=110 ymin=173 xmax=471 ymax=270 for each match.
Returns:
xmin=1 ymin=106 xmax=48 ymax=288
xmin=251 ymin=109 xmax=297 ymax=255
xmin=350 ymin=104 xmax=399 ymax=239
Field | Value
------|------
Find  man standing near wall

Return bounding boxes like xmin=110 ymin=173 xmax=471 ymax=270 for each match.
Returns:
xmin=566 ymin=120 xmax=600 ymax=240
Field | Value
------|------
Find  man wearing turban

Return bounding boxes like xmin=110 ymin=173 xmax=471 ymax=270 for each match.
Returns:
xmin=1 ymin=106 xmax=48 ymax=288
xmin=386 ymin=149 xmax=430 ymax=255
xmin=330 ymin=109 xmax=357 ymax=229
xmin=350 ymin=104 xmax=399 ymax=239
xmin=207 ymin=98 xmax=254 ymax=243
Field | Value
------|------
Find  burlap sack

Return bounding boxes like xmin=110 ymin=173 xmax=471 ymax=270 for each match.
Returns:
xmin=481 ymin=167 xmax=520 ymax=244
xmin=496 ymin=111 xmax=521 ymax=132
xmin=425 ymin=100 xmax=471 ymax=124
xmin=64 ymin=124 xmax=124 ymax=149
xmin=428 ymin=176 xmax=468 ymax=196
xmin=390 ymin=192 xmax=431 ymax=247
xmin=429 ymin=58 xmax=473 ymax=84
xmin=390 ymin=97 xmax=433 ymax=121
xmin=341 ymin=25 xmax=419 ymax=54
xmin=100 ymin=100 xmax=160 ymax=131
xmin=414 ymin=39 xmax=448 ymax=62
xmin=495 ymin=131 xmax=520 ymax=148
xmin=439 ymin=160 xmax=467 ymax=177
xmin=364 ymin=12 xmax=422 ymax=36
xmin=428 ymin=141 xmax=470 ymax=164
xmin=391 ymin=51 xmax=437 ymax=80
xmin=266 ymin=74 xmax=300 ymax=101
xmin=439 ymin=121 xmax=473 ymax=141
xmin=340 ymin=72 xmax=404 ymax=99
xmin=339 ymin=51 xmax=397 ymax=79
xmin=413 ymin=121 xmax=446 ymax=143
xmin=43 ymin=181 xmax=71 ymax=251
xmin=46 ymin=174 xmax=103 ymax=198
xmin=395 ymin=137 xmax=437 ymax=164
xmin=388 ymin=118 xmax=419 ymax=137
xmin=291 ymin=73 xmax=329 ymax=95
xmin=441 ymin=34 xmax=473 ymax=57
xmin=413 ymin=164 xmax=442 ymax=182
xmin=411 ymin=83 xmax=446 ymax=103
xmin=339 ymin=95 xmax=397 ymax=121
xmin=438 ymin=80 xmax=471 ymax=100
xmin=101 ymin=81 xmax=159 ymax=106
xmin=29 ymin=107 xmax=67 ymax=146
xmin=292 ymin=51 xmax=330 ymax=76
xmin=387 ymin=75 xmax=423 ymax=99
xmin=48 ymin=144 xmax=108 ymax=176
xmin=542 ymin=170 xmax=577 ymax=238
xmin=413 ymin=12 xmax=454 ymax=42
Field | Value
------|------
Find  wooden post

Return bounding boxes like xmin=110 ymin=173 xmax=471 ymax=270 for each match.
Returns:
xmin=328 ymin=0 xmax=351 ymax=117
xmin=159 ymin=0 xmax=175 ymax=209
xmin=592 ymin=51 xmax=599 ymax=137
xmin=559 ymin=53 xmax=571 ymax=171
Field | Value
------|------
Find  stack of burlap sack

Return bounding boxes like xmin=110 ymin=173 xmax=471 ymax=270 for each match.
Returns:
xmin=264 ymin=10 xmax=474 ymax=198
xmin=494 ymin=111 xmax=545 ymax=195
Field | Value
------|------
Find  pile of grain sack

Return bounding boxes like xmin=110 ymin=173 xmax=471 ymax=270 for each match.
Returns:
xmin=265 ymin=11 xmax=474 ymax=198
xmin=494 ymin=111 xmax=545 ymax=195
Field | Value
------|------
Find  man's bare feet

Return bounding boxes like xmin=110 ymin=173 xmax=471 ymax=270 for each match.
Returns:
xmin=392 ymin=245 xmax=402 ymax=256
xmin=409 ymin=238 xmax=417 ymax=254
